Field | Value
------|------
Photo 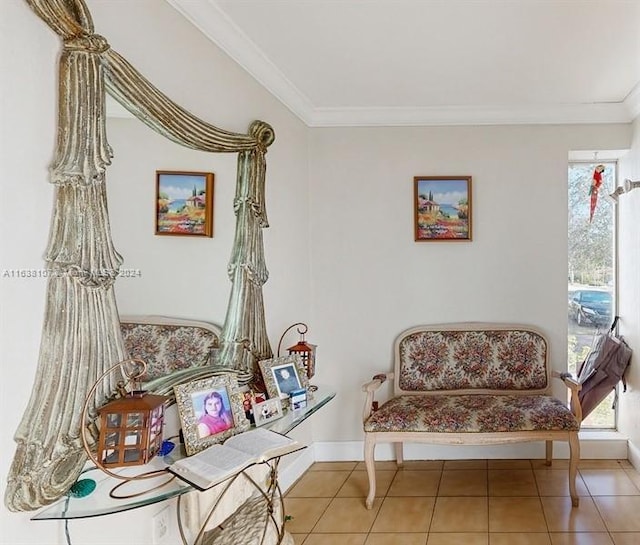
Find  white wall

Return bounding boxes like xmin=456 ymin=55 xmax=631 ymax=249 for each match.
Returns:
xmin=307 ymin=124 xmax=632 ymax=442
xmin=1 ymin=1 xmax=310 ymax=544
xmin=618 ymin=116 xmax=640 ymax=465
xmin=1 ymin=0 xmax=636 ymax=543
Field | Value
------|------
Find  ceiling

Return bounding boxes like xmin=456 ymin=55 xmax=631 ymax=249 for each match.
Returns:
xmin=163 ymin=0 xmax=640 ymax=127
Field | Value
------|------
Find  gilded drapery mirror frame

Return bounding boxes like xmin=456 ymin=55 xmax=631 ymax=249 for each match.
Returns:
xmin=6 ymin=0 xmax=274 ymax=511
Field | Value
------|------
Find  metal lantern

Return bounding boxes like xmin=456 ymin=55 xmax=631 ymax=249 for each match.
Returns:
xmin=97 ymin=390 xmax=168 ymax=468
xmin=277 ymin=322 xmax=317 ymax=379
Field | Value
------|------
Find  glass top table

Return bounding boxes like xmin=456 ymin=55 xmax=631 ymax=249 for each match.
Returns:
xmin=32 ymin=386 xmax=335 ymax=520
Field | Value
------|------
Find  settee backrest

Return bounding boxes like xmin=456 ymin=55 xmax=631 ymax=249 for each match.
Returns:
xmin=119 ymin=315 xmax=221 ymax=381
xmin=394 ymin=323 xmax=549 ymax=396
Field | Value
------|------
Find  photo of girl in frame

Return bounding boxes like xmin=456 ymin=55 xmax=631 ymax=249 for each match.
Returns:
xmin=174 ymin=374 xmax=249 ymax=456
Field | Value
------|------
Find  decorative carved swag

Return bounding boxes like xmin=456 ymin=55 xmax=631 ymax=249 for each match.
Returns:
xmin=6 ymin=0 xmax=274 ymax=511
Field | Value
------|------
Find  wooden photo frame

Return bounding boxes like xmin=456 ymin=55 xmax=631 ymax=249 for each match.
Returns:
xmin=414 ymin=176 xmax=472 ymax=241
xmin=155 ymin=171 xmax=214 ymax=237
xmin=258 ymin=355 xmax=309 ymax=407
xmin=173 ymin=374 xmax=248 ymax=456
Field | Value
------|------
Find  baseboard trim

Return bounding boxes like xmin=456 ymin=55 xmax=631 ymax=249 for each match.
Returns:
xmin=312 ymin=434 xmax=628 ymax=462
xmin=278 ymin=434 xmax=629 ymax=492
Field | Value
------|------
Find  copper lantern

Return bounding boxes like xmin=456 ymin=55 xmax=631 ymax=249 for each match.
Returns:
xmin=97 ymin=390 xmax=168 ymax=468
xmin=277 ymin=322 xmax=317 ymax=379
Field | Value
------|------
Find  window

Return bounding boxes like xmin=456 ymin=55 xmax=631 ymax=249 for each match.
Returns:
xmin=567 ymin=161 xmax=617 ymax=428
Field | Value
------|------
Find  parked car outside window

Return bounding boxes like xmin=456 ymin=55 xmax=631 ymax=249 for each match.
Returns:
xmin=568 ymin=289 xmax=612 ymax=327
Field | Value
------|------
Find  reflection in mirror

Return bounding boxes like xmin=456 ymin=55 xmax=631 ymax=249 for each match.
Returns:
xmin=6 ymin=0 xmax=274 ymax=511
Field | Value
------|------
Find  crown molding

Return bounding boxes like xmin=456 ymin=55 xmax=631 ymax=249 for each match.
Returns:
xmin=164 ymin=0 xmax=315 ymax=123
xmin=624 ymin=82 xmax=640 ymax=120
xmin=307 ymin=102 xmax=633 ymax=128
xmin=158 ymin=1 xmax=638 ymax=127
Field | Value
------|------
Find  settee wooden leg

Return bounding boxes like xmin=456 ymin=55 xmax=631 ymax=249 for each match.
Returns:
xmin=364 ymin=436 xmax=376 ymax=509
xmin=394 ymin=442 xmax=404 ymax=467
xmin=568 ymin=432 xmax=580 ymax=507
xmin=545 ymin=440 xmax=553 ymax=466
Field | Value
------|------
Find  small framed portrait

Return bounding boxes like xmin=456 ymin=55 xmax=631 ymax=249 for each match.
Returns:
xmin=259 ymin=355 xmax=309 ymax=407
xmin=155 ymin=170 xmax=214 ymax=237
xmin=252 ymin=397 xmax=284 ymax=427
xmin=173 ymin=374 xmax=249 ymax=456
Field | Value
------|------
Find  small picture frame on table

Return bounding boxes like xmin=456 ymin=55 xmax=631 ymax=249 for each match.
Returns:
xmin=258 ymin=355 xmax=309 ymax=408
xmin=173 ymin=373 xmax=249 ymax=456
xmin=252 ymin=397 xmax=284 ymax=427
xmin=289 ymin=388 xmax=308 ymax=411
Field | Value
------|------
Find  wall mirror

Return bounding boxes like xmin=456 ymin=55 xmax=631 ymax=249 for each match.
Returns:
xmin=6 ymin=0 xmax=274 ymax=512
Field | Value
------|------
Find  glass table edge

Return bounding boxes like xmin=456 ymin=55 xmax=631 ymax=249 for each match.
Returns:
xmin=31 ymin=386 xmax=335 ymax=520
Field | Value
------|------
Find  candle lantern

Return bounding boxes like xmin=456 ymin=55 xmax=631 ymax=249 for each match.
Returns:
xmin=97 ymin=390 xmax=168 ymax=468
xmin=277 ymin=322 xmax=317 ymax=379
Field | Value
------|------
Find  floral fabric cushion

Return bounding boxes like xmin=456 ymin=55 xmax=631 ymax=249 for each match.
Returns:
xmin=120 ymin=323 xmax=219 ymax=381
xmin=364 ymin=394 xmax=579 ymax=433
xmin=398 ymin=329 xmax=547 ymax=392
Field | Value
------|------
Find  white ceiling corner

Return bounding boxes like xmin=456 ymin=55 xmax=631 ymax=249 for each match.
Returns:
xmin=163 ymin=0 xmax=639 ymax=128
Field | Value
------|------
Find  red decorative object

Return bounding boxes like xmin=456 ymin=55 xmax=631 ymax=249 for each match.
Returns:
xmin=589 ymin=164 xmax=605 ymax=223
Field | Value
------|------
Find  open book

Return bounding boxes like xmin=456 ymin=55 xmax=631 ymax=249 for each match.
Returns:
xmin=168 ymin=427 xmax=305 ymax=490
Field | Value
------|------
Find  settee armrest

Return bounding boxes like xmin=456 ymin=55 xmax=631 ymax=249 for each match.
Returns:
xmin=362 ymin=372 xmax=394 ymax=423
xmin=552 ymin=370 xmax=583 ymax=425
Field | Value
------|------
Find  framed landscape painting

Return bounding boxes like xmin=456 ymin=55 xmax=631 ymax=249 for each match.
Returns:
xmin=156 ymin=171 xmax=214 ymax=237
xmin=414 ymin=176 xmax=472 ymax=241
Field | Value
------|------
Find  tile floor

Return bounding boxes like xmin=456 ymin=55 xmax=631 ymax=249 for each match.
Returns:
xmin=284 ymin=459 xmax=640 ymax=545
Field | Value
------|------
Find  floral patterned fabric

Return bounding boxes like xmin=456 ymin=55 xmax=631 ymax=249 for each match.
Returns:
xmin=398 ymin=329 xmax=547 ymax=392
xmin=365 ymin=394 xmax=579 ymax=433
xmin=120 ymin=322 xmax=219 ymax=380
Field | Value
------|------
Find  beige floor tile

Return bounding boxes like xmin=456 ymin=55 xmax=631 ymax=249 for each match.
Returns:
xmin=489 ymin=469 xmax=538 ymax=496
xmin=489 ymin=459 xmax=532 ymax=469
xmin=337 ymin=470 xmax=396 ymax=498
xmin=534 ymin=469 xmax=590 ymax=497
xmin=284 ymin=497 xmax=332 ymax=533
xmin=579 ymin=470 xmax=640 ymax=496
xmin=309 ymin=461 xmax=358 ymax=471
xmin=490 ymin=533 xmax=551 ymax=545
xmin=313 ymin=497 xmax=381 ymax=533
xmin=579 ymin=460 xmax=631 ymax=470
xmin=427 ymin=533 xmax=488 ymax=545
xmin=593 ymin=496 xmax=640 ymax=532
xmin=303 ymin=534 xmax=368 ymax=545
xmin=532 ymin=459 xmax=570 ymax=470
xmin=401 ymin=460 xmax=445 ymax=470
xmin=430 ymin=496 xmax=489 ymax=532
xmin=611 ymin=533 xmax=640 ymax=545
xmin=287 ymin=470 xmax=351 ymax=497
xmin=355 ymin=461 xmax=400 ymax=471
xmin=444 ymin=460 xmax=487 ymax=470
xmin=488 ymin=497 xmax=547 ymax=532
xmin=622 ymin=468 xmax=640 ymax=489
xmin=370 ymin=496 xmax=435 ymax=533
xmin=549 ymin=533 xmax=614 ymax=545
xmin=365 ymin=533 xmax=428 ymax=545
xmin=439 ymin=469 xmax=488 ymax=496
xmin=387 ymin=470 xmax=441 ymax=496
xmin=291 ymin=533 xmax=308 ymax=545
xmin=541 ymin=497 xmax=607 ymax=532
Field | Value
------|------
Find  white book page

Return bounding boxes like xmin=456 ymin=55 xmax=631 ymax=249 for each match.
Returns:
xmin=224 ymin=428 xmax=297 ymax=458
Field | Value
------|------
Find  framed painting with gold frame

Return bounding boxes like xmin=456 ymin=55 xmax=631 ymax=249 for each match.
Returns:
xmin=155 ymin=171 xmax=214 ymax=237
xmin=414 ymin=176 xmax=472 ymax=241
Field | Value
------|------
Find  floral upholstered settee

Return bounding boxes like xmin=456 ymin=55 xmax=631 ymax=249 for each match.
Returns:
xmin=119 ymin=315 xmax=221 ymax=383
xmin=362 ymin=323 xmax=583 ymax=509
